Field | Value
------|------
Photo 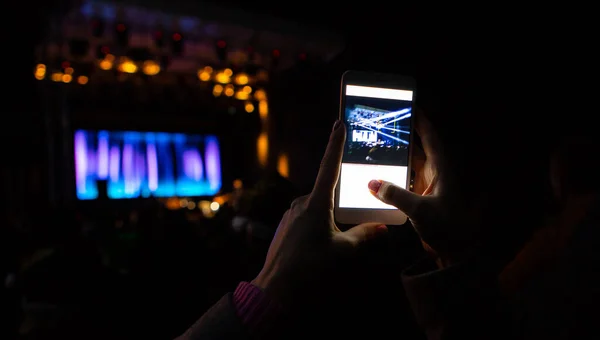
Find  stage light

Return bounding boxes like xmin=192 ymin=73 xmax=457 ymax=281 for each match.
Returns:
xmin=34 ymin=64 xmax=46 ymax=80
xmin=77 ymin=75 xmax=89 ymax=85
xmin=234 ymin=73 xmax=249 ymax=85
xmin=215 ymin=71 xmax=230 ymax=84
xmin=91 ymin=17 xmax=105 ymax=38
xmin=224 ymin=68 xmax=233 ymax=77
xmin=242 ymin=86 xmax=252 ymax=94
xmin=257 ymin=132 xmax=268 ymax=167
xmin=277 ymin=153 xmax=289 ymax=178
xmin=215 ymin=40 xmax=227 ymax=62
xmin=51 ymin=72 xmax=62 ymax=82
xmin=244 ymin=102 xmax=254 ymax=113
xmin=233 ymin=179 xmax=243 ymax=189
xmin=118 ymin=58 xmax=137 ymax=73
xmin=224 ymin=84 xmax=234 ymax=97
xmin=210 ymin=201 xmax=220 ymax=212
xmin=171 ymin=32 xmax=184 ymax=56
xmin=258 ymin=100 xmax=268 ymax=119
xmin=234 ymin=90 xmax=249 ymax=100
xmin=115 ymin=22 xmax=129 ymax=47
xmin=62 ymin=74 xmax=72 ymax=83
xmin=197 ymin=66 xmax=212 ymax=81
xmin=142 ymin=60 xmax=160 ymax=76
xmin=253 ymin=88 xmax=266 ymax=101
xmin=64 ymin=67 xmax=74 ymax=75
xmin=213 ymin=84 xmax=223 ymax=96
xmin=99 ymin=58 xmax=113 ymax=70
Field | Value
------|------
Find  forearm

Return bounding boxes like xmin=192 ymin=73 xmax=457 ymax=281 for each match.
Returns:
xmin=177 ymin=282 xmax=284 ymax=340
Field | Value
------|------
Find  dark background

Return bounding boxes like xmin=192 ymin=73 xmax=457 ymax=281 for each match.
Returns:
xmin=3 ymin=1 xmax=593 ymax=339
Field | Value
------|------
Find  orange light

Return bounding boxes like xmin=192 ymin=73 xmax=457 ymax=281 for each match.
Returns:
xmin=77 ymin=75 xmax=89 ymax=85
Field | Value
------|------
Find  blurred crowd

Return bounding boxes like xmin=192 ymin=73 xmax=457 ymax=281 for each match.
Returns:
xmin=1 ymin=172 xmax=305 ymax=339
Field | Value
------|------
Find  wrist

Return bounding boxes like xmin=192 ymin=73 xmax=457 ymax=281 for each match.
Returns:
xmin=251 ymin=270 xmax=288 ymax=307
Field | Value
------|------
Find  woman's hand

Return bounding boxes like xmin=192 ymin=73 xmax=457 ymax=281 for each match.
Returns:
xmin=369 ymin=114 xmax=482 ymax=267
xmin=252 ymin=121 xmax=388 ymax=305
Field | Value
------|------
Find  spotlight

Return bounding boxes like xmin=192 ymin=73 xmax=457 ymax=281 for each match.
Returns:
xmin=115 ymin=22 xmax=129 ymax=47
xmin=171 ymin=32 xmax=184 ymax=56
xmin=215 ymin=40 xmax=227 ymax=62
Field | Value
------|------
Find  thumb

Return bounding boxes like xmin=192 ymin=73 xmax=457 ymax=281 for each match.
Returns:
xmin=335 ymin=223 xmax=388 ymax=248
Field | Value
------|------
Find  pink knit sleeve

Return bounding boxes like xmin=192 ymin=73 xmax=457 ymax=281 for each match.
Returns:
xmin=232 ymin=281 xmax=284 ymax=336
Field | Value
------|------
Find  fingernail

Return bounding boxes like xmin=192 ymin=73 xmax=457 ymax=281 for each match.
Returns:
xmin=332 ymin=120 xmax=342 ymax=131
xmin=376 ymin=224 xmax=388 ymax=232
xmin=368 ymin=180 xmax=382 ymax=193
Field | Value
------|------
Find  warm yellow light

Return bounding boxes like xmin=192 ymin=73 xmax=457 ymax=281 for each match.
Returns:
xmin=277 ymin=153 xmax=289 ymax=178
xmin=36 ymin=64 xmax=46 ymax=70
xmin=233 ymin=179 xmax=243 ymax=189
xmin=210 ymin=201 xmax=220 ymax=211
xmin=105 ymin=54 xmax=115 ymax=61
xmin=235 ymin=91 xmax=249 ymax=100
xmin=215 ymin=72 xmax=230 ymax=84
xmin=118 ymin=60 xmax=137 ymax=73
xmin=254 ymin=89 xmax=267 ymax=101
xmin=198 ymin=71 xmax=211 ymax=81
xmin=257 ymin=132 xmax=268 ymax=167
xmin=62 ymin=74 xmax=72 ymax=83
xmin=64 ymin=67 xmax=74 ymax=75
xmin=244 ymin=102 xmax=254 ymax=113
xmin=142 ymin=61 xmax=160 ymax=75
xmin=51 ymin=72 xmax=63 ymax=82
xmin=34 ymin=67 xmax=46 ymax=80
xmin=242 ymin=85 xmax=252 ymax=93
xmin=224 ymin=68 xmax=233 ymax=77
xmin=224 ymin=84 xmax=234 ymax=97
xmin=203 ymin=66 xmax=213 ymax=73
xmin=99 ymin=59 xmax=113 ymax=70
xmin=77 ymin=75 xmax=89 ymax=85
xmin=213 ymin=84 xmax=223 ymax=96
xmin=258 ymin=100 xmax=268 ymax=119
xmin=235 ymin=73 xmax=249 ymax=85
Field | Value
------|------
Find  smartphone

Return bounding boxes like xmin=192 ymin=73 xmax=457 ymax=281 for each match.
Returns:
xmin=334 ymin=71 xmax=415 ymax=225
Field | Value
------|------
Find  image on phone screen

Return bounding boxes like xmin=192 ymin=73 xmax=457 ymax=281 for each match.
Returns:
xmin=339 ymin=85 xmax=413 ymax=209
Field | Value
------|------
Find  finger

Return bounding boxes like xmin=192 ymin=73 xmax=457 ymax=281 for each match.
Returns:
xmin=290 ymin=195 xmax=308 ymax=210
xmin=368 ymin=179 xmax=424 ymax=218
xmin=336 ymin=222 xmax=388 ymax=248
xmin=308 ymin=120 xmax=346 ymax=208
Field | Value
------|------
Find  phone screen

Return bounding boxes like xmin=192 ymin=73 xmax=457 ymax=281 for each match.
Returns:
xmin=339 ymin=84 xmax=413 ymax=209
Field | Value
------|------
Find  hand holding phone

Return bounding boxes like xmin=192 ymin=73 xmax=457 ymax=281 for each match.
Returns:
xmin=334 ymin=71 xmax=415 ymax=226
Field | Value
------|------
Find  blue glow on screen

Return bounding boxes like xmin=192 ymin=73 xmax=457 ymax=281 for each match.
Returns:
xmin=74 ymin=130 xmax=222 ymax=200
